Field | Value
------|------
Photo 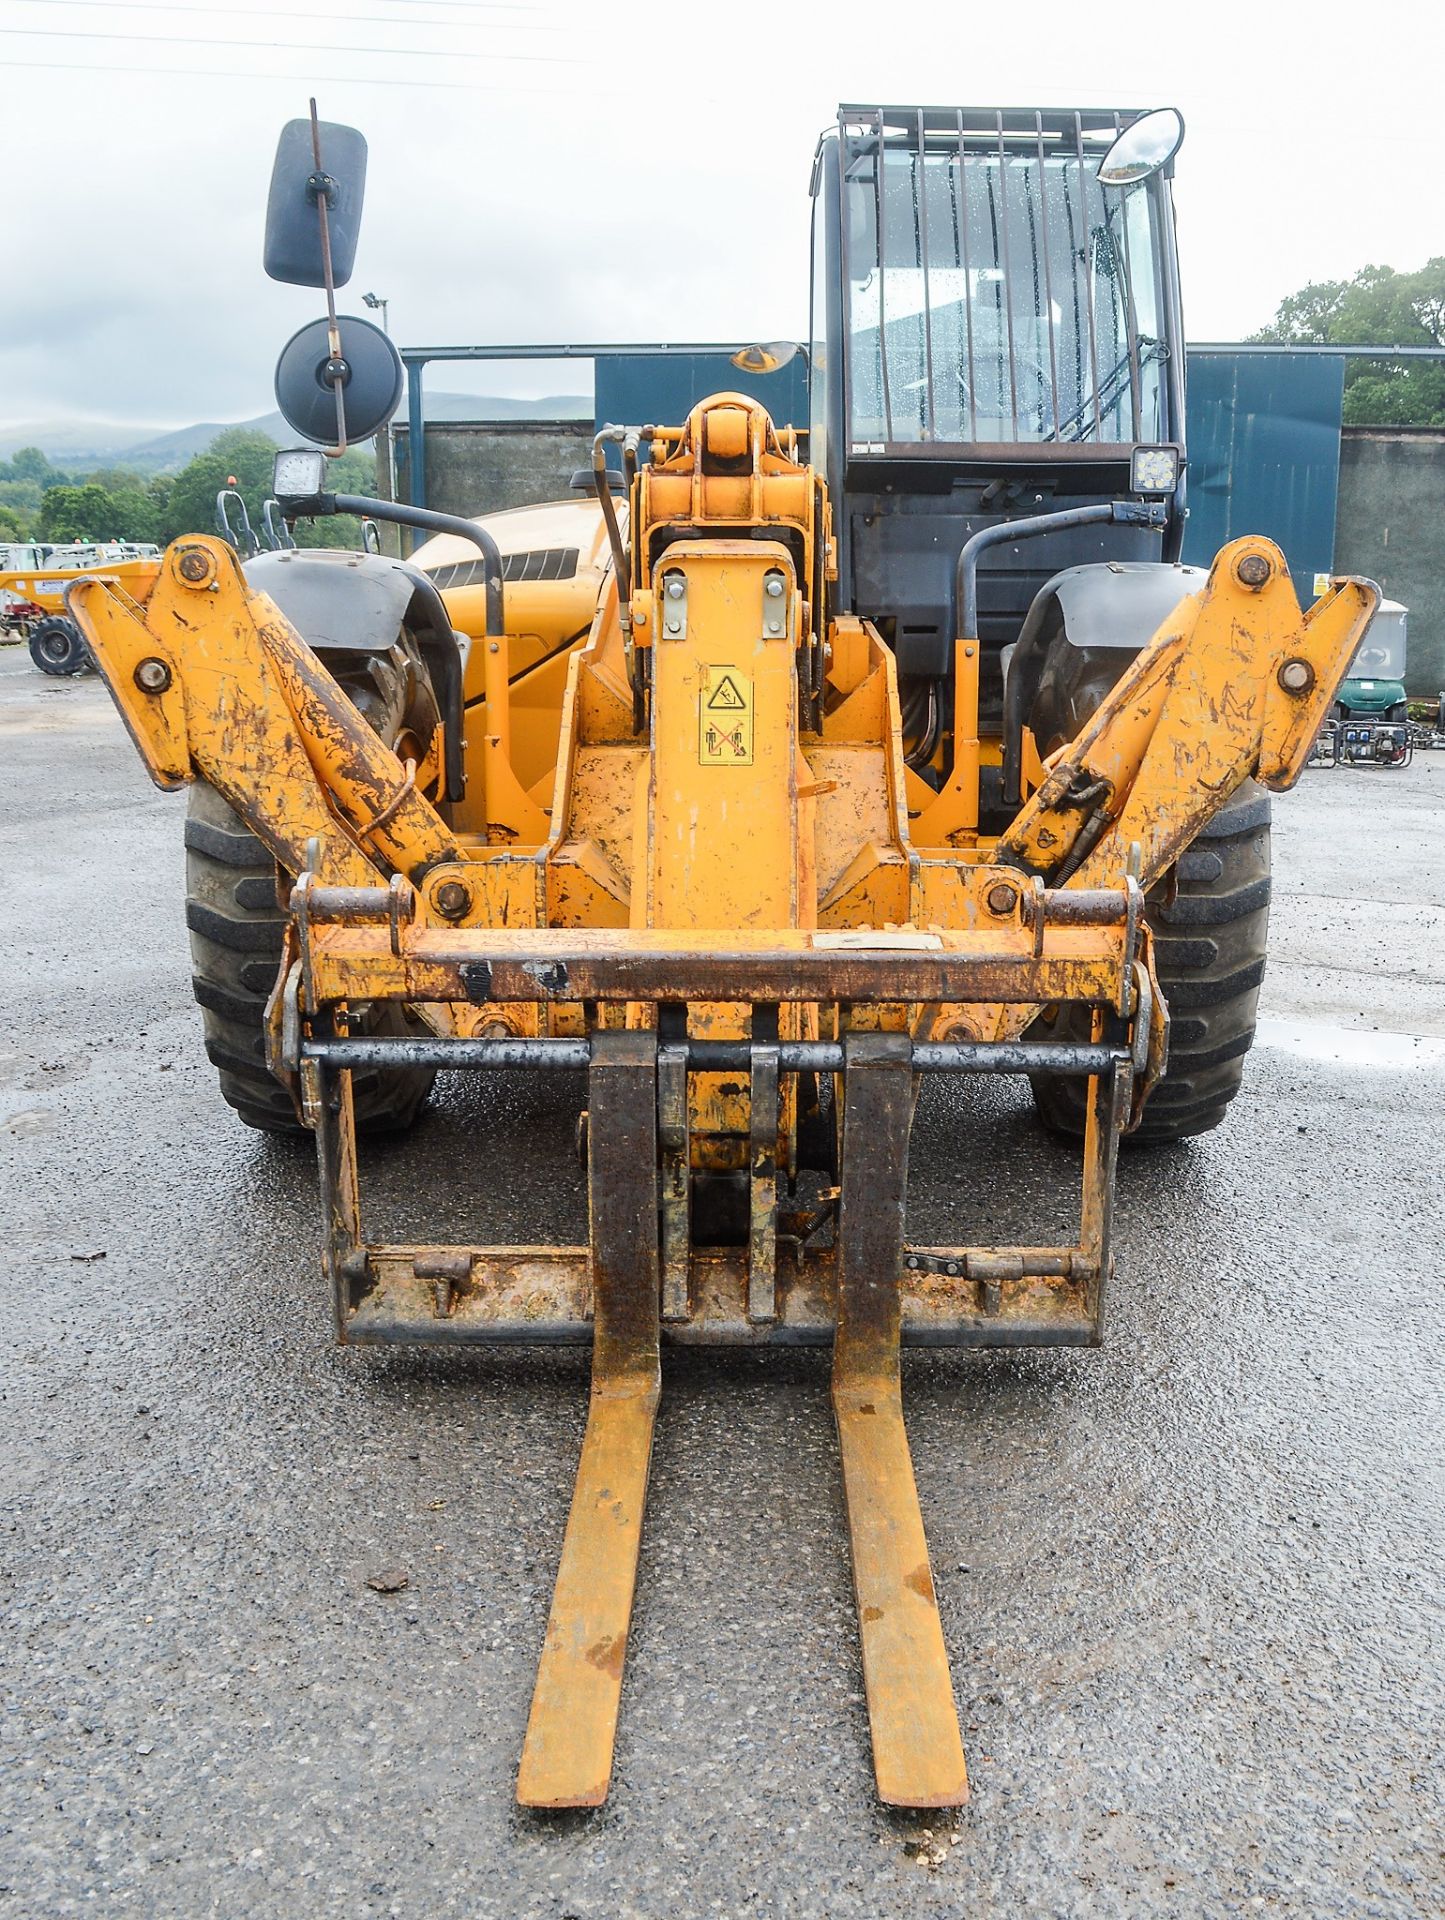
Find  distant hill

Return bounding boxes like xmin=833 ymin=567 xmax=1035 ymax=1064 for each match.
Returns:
xmin=0 ymin=393 xmax=592 ymax=474
xmin=0 ymin=417 xmax=160 ymax=466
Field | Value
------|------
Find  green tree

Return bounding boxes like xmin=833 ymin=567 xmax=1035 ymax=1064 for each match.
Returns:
xmin=0 ymin=446 xmax=68 ymax=532
xmin=6 ymin=445 xmax=67 ymax=487
xmin=158 ymin=426 xmax=381 ymax=550
xmin=56 ymin=466 xmax=162 ymax=540
xmin=1251 ymin=259 xmax=1445 ymax=425
xmin=37 ymin=483 xmax=121 ymax=542
xmin=104 ymin=486 xmax=161 ymax=542
xmin=0 ymin=488 xmax=37 ymax=538
xmin=78 ymin=464 xmax=150 ymax=493
xmin=36 ymin=479 xmax=160 ymax=543
xmin=158 ymin=426 xmax=279 ymax=543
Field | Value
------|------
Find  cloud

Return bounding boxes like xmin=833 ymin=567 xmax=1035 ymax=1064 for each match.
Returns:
xmin=0 ymin=0 xmax=1434 ymax=431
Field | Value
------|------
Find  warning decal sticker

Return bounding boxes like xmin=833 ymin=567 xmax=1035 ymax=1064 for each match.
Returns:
xmin=699 ymin=665 xmax=754 ymax=765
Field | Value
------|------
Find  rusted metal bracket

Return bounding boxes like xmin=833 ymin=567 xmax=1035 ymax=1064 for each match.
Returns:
xmin=997 ymin=542 xmax=1379 ymax=894
xmin=68 ymin=539 xmax=454 ymax=887
xmin=748 ymin=1007 xmax=781 ymax=1324
xmin=307 ymin=1021 xmax=365 ymax=1345
xmin=657 ymin=1032 xmax=691 ymax=1323
xmin=1079 ymin=1038 xmax=1129 ymax=1330
xmin=516 ymin=1029 xmax=661 ymax=1809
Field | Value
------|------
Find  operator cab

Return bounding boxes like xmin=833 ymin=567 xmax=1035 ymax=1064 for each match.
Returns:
xmin=810 ymin=106 xmax=1188 ymax=780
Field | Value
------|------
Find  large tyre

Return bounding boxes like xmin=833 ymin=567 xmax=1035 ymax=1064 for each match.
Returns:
xmin=184 ymin=781 xmax=435 ymax=1135
xmin=1028 ymin=782 xmax=1271 ymax=1144
xmin=28 ymin=615 xmax=92 ymax=676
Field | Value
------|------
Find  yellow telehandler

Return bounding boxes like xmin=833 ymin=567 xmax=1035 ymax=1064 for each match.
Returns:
xmin=68 ymin=103 xmax=1376 ymax=1811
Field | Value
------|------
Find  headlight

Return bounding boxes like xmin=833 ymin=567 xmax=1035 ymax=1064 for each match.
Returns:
xmin=1130 ymin=445 xmax=1180 ymax=495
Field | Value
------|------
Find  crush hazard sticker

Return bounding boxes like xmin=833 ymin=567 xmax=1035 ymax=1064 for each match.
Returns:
xmin=698 ymin=666 xmax=754 ymax=765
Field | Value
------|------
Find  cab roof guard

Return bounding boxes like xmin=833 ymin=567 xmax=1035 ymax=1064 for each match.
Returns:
xmin=835 ymin=104 xmax=1148 ymax=150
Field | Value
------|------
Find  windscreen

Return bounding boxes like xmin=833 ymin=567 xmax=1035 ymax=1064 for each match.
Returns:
xmin=1350 ymin=610 xmax=1406 ymax=680
xmin=843 ymin=136 xmax=1167 ymax=448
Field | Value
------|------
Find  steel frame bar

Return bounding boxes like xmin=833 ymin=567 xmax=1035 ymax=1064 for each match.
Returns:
xmin=954 ymin=109 xmax=979 ymax=441
xmin=301 ymin=915 xmax=1135 ymax=1012
xmin=832 ymin=1033 xmax=970 ymax=1807
xmin=1072 ymin=111 xmax=1104 ymax=440
xmin=341 ymin=1254 xmax=1100 ymax=1348
xmin=303 ymin=1035 xmax=1130 ymax=1076
xmin=305 ymin=1041 xmax=366 ymax=1342
xmin=309 ymin=1028 xmax=1131 ymax=1358
xmin=657 ymin=1036 xmax=691 ymax=1323
xmin=994 ymin=111 xmax=1021 ymax=443
xmin=1034 ymin=109 xmax=1062 ymax=438
xmin=1080 ymin=1047 xmax=1128 ymax=1329
xmin=915 ymin=109 xmax=936 ymax=443
xmin=516 ymin=1031 xmax=661 ymax=1808
xmin=872 ymin=108 xmax=895 ymax=443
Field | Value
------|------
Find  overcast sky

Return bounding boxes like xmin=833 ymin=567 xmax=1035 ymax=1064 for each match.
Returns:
xmin=1 ymin=0 xmax=1437 ymax=432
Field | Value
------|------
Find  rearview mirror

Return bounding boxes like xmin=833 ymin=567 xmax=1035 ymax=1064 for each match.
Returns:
xmin=730 ymin=342 xmax=801 ymax=375
xmin=1097 ymin=108 xmax=1185 ymax=187
xmin=273 ymin=313 xmax=404 ymax=445
xmin=264 ymin=117 xmax=368 ymax=287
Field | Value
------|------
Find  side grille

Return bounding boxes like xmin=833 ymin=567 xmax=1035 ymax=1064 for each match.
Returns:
xmin=427 ymin=548 xmax=580 ymax=591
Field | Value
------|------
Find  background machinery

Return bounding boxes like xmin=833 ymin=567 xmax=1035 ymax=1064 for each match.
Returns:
xmin=0 ymin=541 xmax=160 ymax=674
xmin=1307 ymin=598 xmax=1425 ymax=766
xmin=1333 ymin=598 xmax=1414 ymax=765
xmin=67 ymin=103 xmax=1377 ymax=1812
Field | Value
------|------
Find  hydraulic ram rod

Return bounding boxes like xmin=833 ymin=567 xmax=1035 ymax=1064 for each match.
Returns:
xmin=301 ymin=1037 xmax=1131 ymax=1076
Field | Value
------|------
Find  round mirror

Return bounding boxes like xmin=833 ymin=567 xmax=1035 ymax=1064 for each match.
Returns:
xmin=730 ymin=341 xmax=800 ymax=375
xmin=1097 ymin=108 xmax=1185 ymax=187
xmin=273 ymin=313 xmax=404 ymax=446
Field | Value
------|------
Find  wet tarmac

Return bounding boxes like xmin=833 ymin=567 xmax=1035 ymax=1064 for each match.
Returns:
xmin=3 ymin=650 xmax=1443 ymax=1917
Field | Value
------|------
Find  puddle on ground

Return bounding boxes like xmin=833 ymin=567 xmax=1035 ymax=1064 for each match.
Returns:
xmin=1255 ymin=1016 xmax=1445 ymax=1071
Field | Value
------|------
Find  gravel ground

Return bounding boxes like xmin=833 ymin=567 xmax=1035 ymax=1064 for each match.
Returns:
xmin=3 ymin=648 xmax=1443 ymax=1919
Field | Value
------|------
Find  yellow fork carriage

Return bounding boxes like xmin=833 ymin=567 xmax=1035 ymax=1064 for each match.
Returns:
xmin=71 ymin=392 xmax=1373 ymax=1807
xmin=67 ymin=98 xmax=1378 ymax=1810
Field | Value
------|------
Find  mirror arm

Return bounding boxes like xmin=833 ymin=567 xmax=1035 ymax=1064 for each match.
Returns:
xmin=307 ymin=99 xmax=349 ymax=458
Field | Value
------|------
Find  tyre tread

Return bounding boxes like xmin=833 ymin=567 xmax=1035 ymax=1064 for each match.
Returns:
xmin=185 ymin=781 xmax=433 ymax=1135
xmin=1030 ymin=781 xmax=1271 ymax=1145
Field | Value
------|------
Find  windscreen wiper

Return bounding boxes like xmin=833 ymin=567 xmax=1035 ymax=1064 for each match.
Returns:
xmin=1044 ymin=336 xmax=1165 ymax=446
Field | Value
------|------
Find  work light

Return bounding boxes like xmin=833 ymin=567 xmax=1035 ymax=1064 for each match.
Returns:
xmin=272 ymin=448 xmax=329 ymax=504
xmin=1130 ymin=445 xmax=1181 ymax=496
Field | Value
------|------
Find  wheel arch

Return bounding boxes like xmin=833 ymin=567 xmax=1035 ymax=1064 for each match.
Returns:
xmin=1002 ymin=560 xmax=1211 ymax=800
xmin=243 ymin=548 xmax=466 ymax=801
